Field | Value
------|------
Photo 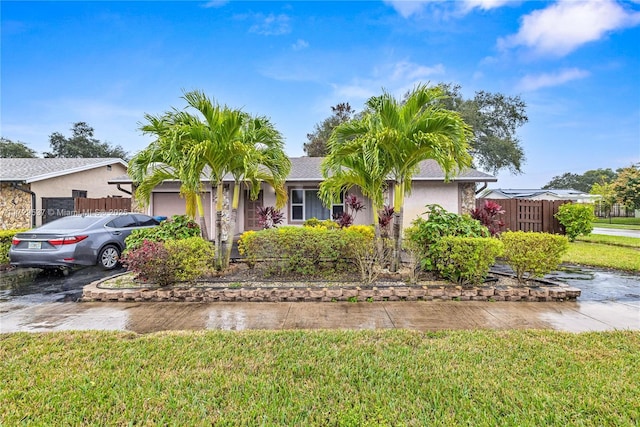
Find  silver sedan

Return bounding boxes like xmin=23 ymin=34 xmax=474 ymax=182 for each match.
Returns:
xmin=9 ymin=213 xmax=159 ymax=270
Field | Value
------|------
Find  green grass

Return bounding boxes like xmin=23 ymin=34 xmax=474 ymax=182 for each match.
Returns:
xmin=563 ymin=241 xmax=640 ymax=271
xmin=2 ymin=330 xmax=639 ymax=426
xmin=576 ymin=234 xmax=640 ymax=248
xmin=593 ymin=217 xmax=640 ymax=230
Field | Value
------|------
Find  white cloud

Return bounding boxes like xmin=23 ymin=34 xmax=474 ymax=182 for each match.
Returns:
xmin=461 ymin=0 xmax=513 ymax=12
xmin=517 ymin=68 xmax=590 ymax=92
xmin=383 ymin=0 xmax=432 ymax=18
xmin=291 ymin=39 xmax=309 ymax=51
xmin=202 ymin=1 xmax=228 ymax=8
xmin=390 ymin=61 xmax=445 ymax=81
xmin=499 ymin=0 xmax=640 ymax=57
xmin=247 ymin=13 xmax=291 ymax=36
xmin=328 ymin=60 xmax=446 ymax=107
xmin=384 ymin=0 xmax=512 ymax=18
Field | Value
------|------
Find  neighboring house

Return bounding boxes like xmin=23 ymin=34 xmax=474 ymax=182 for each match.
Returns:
xmin=479 ymin=188 xmax=596 ymax=203
xmin=109 ymin=157 xmax=496 ymax=239
xmin=0 ymin=158 xmax=129 ymax=229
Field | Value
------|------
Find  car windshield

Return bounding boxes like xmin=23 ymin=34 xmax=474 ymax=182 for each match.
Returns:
xmin=36 ymin=215 xmax=104 ymax=230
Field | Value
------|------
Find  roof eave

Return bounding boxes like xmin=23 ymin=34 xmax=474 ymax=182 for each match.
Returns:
xmin=26 ymin=159 xmax=128 ymax=183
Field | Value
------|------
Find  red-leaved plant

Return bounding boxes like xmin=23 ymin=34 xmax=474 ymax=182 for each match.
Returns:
xmin=257 ymin=206 xmax=285 ymax=229
xmin=470 ymin=200 xmax=505 ymax=236
xmin=378 ymin=205 xmax=395 ymax=237
xmin=334 ymin=193 xmax=366 ymax=228
xmin=121 ymin=239 xmax=179 ymax=286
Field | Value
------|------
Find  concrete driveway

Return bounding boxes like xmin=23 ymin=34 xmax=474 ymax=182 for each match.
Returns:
xmin=1 ymin=265 xmax=638 ymax=334
xmin=592 ymin=227 xmax=640 ymax=238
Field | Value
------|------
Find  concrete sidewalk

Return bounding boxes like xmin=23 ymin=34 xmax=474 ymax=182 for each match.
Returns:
xmin=1 ymin=300 xmax=638 ymax=334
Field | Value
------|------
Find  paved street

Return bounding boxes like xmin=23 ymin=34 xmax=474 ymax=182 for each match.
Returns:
xmin=1 ymin=258 xmax=638 ymax=334
xmin=592 ymin=227 xmax=640 ymax=238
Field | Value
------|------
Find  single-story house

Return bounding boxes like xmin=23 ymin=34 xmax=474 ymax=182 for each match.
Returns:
xmin=0 ymin=158 xmax=129 ymax=229
xmin=478 ymin=188 xmax=596 ymax=203
xmin=110 ymin=157 xmax=496 ymax=239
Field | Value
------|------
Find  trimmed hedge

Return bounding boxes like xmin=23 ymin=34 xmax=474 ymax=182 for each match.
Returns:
xmin=238 ymin=226 xmax=373 ymax=277
xmin=122 ymin=237 xmax=215 ymax=286
xmin=433 ymin=237 xmax=504 ymax=286
xmin=404 ymin=204 xmax=489 ymax=271
xmin=501 ymin=231 xmax=569 ymax=283
xmin=0 ymin=228 xmax=29 ymax=265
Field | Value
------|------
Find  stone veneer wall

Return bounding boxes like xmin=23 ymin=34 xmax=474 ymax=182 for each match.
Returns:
xmin=82 ymin=282 xmax=581 ymax=303
xmin=0 ymin=183 xmax=32 ymax=230
xmin=460 ymin=183 xmax=476 ymax=215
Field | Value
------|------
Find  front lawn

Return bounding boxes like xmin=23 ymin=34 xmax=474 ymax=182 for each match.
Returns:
xmin=593 ymin=217 xmax=640 ymax=230
xmin=576 ymin=234 xmax=640 ymax=248
xmin=562 ymin=241 xmax=640 ymax=271
xmin=2 ymin=330 xmax=639 ymax=425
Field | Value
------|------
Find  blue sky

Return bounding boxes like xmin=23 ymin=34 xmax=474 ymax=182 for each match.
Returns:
xmin=2 ymin=0 xmax=639 ymax=189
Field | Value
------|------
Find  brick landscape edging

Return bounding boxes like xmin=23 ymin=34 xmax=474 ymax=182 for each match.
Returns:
xmin=81 ymin=280 xmax=581 ymax=303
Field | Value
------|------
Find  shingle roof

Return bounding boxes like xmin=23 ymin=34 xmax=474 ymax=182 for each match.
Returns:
xmin=287 ymin=157 xmax=495 ymax=182
xmin=108 ymin=157 xmax=495 ymax=184
xmin=0 ymin=158 xmax=127 ymax=183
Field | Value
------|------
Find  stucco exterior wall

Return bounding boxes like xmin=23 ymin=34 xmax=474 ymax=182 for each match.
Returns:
xmin=0 ymin=183 xmax=32 ymax=230
xmin=29 ymin=163 xmax=129 ymax=226
xmin=148 ymin=181 xmax=214 ymax=239
xmin=402 ymin=181 xmax=460 ymax=228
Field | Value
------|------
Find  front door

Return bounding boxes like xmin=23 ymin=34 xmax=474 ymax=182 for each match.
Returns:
xmin=244 ymin=190 xmax=263 ymax=231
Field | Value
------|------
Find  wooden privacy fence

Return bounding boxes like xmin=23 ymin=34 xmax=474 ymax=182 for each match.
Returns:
xmin=74 ymin=197 xmax=131 ymax=214
xmin=476 ymin=198 xmax=569 ymax=234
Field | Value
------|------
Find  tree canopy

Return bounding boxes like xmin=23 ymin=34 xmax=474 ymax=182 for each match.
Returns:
xmin=303 ymin=103 xmax=356 ymax=157
xmin=44 ymin=122 xmax=129 ymax=159
xmin=303 ymin=84 xmax=527 ymax=176
xmin=0 ymin=137 xmax=37 ymax=158
xmin=434 ymin=84 xmax=527 ymax=175
xmin=543 ymin=168 xmax=617 ymax=193
xmin=612 ymin=164 xmax=640 ymax=210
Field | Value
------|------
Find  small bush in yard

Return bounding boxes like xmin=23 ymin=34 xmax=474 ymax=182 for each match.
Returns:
xmin=122 ymin=239 xmax=178 ymax=286
xmin=165 ymin=237 xmax=215 ymax=282
xmin=406 ymin=204 xmax=489 ymax=271
xmin=433 ymin=237 xmax=504 ymax=285
xmin=125 ymin=215 xmax=200 ymax=252
xmin=471 ymin=200 xmax=505 ymax=236
xmin=1 ymin=228 xmax=28 ymax=264
xmin=555 ymin=203 xmax=596 ymax=241
xmin=501 ymin=231 xmax=569 ymax=283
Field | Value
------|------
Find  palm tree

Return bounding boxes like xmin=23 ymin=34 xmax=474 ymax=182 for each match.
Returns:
xmin=173 ymin=90 xmax=290 ymax=270
xmin=322 ymin=84 xmax=473 ymax=271
xmin=319 ymin=119 xmax=389 ymax=228
xmin=131 ymin=112 xmax=209 ymax=238
xmin=223 ymin=115 xmax=291 ymax=267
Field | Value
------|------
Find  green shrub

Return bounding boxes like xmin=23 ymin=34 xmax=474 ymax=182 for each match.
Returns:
xmin=501 ymin=231 xmax=569 ymax=283
xmin=123 ymin=236 xmax=214 ymax=286
xmin=125 ymin=215 xmax=200 ymax=252
xmin=303 ymin=218 xmax=340 ymax=229
xmin=433 ymin=237 xmax=504 ymax=285
xmin=555 ymin=203 xmax=596 ymax=241
xmin=405 ymin=204 xmax=489 ymax=271
xmin=165 ymin=237 xmax=215 ymax=282
xmin=122 ymin=240 xmax=178 ymax=286
xmin=238 ymin=226 xmax=372 ymax=277
xmin=0 ymin=228 xmax=29 ymax=264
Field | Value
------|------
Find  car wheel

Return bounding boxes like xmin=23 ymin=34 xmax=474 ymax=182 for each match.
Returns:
xmin=98 ymin=245 xmax=120 ymax=270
